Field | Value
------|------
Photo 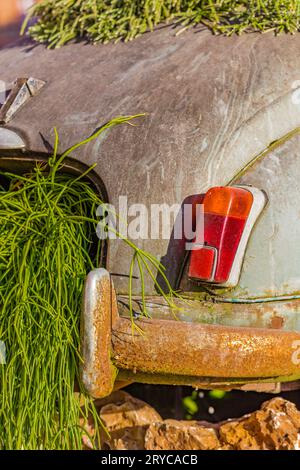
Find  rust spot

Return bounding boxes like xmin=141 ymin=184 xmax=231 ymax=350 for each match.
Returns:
xmin=83 ymin=286 xmax=300 ymax=399
xmin=112 ymin=317 xmax=300 ymax=379
xmin=269 ymin=315 xmax=284 ymax=329
xmin=80 ymin=271 xmax=119 ymax=399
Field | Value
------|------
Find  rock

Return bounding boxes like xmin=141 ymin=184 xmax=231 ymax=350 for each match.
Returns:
xmin=99 ymin=391 xmax=162 ymax=450
xmin=83 ymin=393 xmax=300 ymax=450
xmin=145 ymin=420 xmax=220 ymax=450
xmin=219 ymin=397 xmax=300 ymax=450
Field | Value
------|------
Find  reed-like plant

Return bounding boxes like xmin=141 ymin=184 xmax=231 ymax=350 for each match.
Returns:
xmin=0 ymin=115 xmax=179 ymax=449
xmin=22 ymin=0 xmax=300 ymax=48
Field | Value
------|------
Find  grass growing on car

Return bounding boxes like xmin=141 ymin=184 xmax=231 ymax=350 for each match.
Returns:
xmin=0 ymin=115 xmax=178 ymax=449
xmin=22 ymin=0 xmax=300 ymax=48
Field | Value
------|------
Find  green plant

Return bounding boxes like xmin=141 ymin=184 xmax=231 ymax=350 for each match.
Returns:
xmin=0 ymin=114 xmax=179 ymax=449
xmin=22 ymin=0 xmax=300 ymax=48
xmin=183 ymin=390 xmax=199 ymax=419
xmin=209 ymin=389 xmax=227 ymax=399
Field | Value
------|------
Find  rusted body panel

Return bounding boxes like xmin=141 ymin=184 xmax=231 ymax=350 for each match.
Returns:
xmin=81 ymin=269 xmax=118 ymax=398
xmin=81 ymin=269 xmax=300 ymax=398
xmin=113 ymin=317 xmax=300 ymax=380
xmin=118 ymin=296 xmax=300 ymax=331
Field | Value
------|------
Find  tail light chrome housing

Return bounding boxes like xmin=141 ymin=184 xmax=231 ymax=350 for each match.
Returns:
xmin=188 ymin=185 xmax=268 ymax=287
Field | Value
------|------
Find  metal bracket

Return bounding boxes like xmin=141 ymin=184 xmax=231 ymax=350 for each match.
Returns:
xmin=0 ymin=77 xmax=46 ymax=124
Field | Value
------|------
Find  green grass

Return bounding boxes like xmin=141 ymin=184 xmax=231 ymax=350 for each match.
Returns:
xmin=0 ymin=169 xmax=102 ymax=449
xmin=0 ymin=114 xmax=179 ymax=449
xmin=22 ymin=0 xmax=300 ymax=48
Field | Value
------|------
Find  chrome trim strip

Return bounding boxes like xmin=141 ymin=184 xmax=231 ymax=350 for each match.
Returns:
xmin=0 ymin=128 xmax=25 ymax=150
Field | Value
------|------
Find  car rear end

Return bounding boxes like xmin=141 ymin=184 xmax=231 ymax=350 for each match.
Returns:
xmin=1 ymin=27 xmax=300 ymax=395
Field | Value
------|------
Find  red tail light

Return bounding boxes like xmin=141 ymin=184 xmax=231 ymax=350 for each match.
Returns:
xmin=188 ymin=186 xmax=267 ymax=287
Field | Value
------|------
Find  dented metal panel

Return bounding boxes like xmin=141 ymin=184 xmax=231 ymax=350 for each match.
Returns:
xmin=1 ymin=31 xmax=300 ymax=297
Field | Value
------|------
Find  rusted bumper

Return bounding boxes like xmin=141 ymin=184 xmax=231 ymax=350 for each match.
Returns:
xmin=80 ymin=269 xmax=300 ymax=399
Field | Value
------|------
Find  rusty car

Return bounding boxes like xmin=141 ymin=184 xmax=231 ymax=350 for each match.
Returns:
xmin=1 ymin=26 xmax=300 ymax=398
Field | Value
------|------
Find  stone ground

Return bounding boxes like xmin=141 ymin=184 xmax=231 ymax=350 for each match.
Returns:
xmin=84 ymin=391 xmax=300 ymax=450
